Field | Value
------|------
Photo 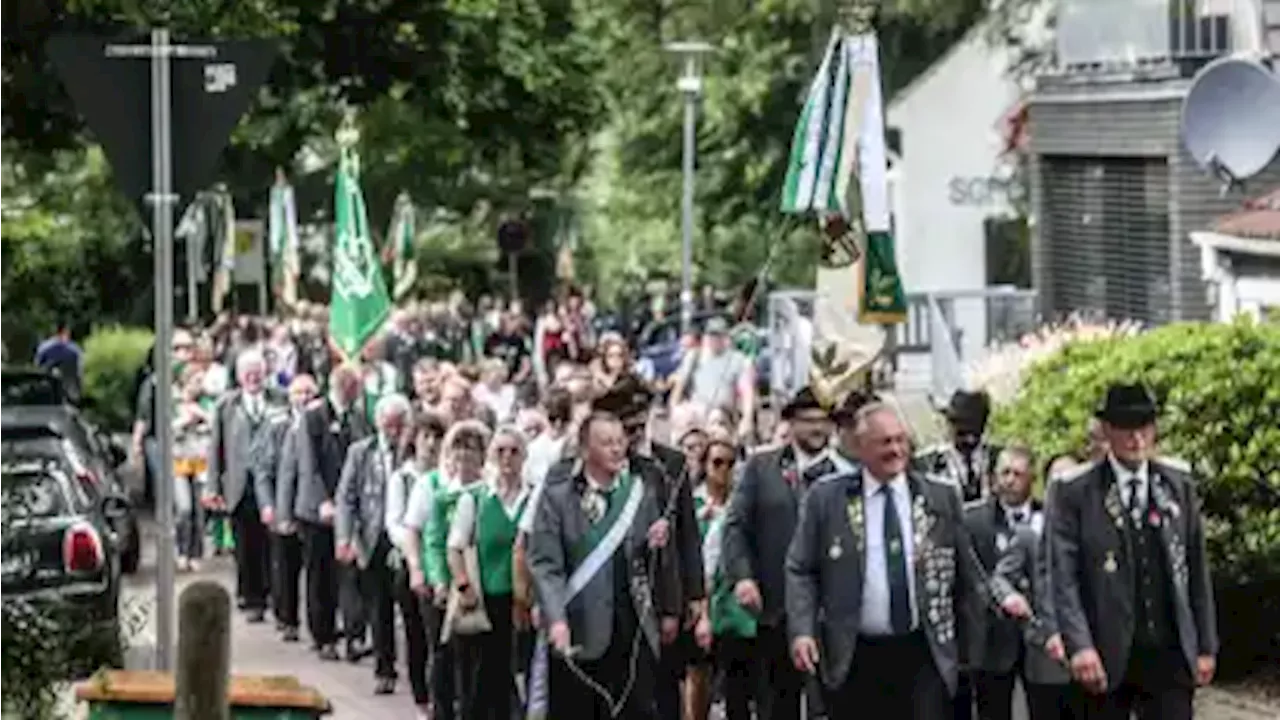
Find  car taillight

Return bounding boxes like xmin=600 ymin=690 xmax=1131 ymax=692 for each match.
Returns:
xmin=77 ymin=469 xmax=100 ymax=486
xmin=63 ymin=523 xmax=104 ymax=573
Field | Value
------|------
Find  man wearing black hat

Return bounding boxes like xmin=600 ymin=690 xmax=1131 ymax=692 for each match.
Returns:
xmin=721 ymin=386 xmax=837 ymax=720
xmin=918 ymin=390 xmax=1003 ymax=503
xmin=1049 ymin=383 xmax=1217 ymax=720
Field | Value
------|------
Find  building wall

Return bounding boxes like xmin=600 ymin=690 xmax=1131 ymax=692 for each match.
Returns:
xmin=1028 ymin=80 xmax=1280 ymax=323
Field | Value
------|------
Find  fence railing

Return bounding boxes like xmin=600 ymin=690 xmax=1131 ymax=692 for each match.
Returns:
xmin=766 ymin=287 xmax=1041 ymax=402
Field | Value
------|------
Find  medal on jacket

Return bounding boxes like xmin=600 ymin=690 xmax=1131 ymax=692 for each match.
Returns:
xmin=996 ymin=532 xmax=1009 ymax=552
xmin=1103 ymin=550 xmax=1118 ymax=574
xmin=580 ymin=490 xmax=606 ymax=524
xmin=829 ymin=539 xmax=843 ymax=560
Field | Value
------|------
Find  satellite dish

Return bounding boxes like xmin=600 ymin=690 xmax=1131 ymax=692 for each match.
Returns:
xmin=1181 ymin=57 xmax=1280 ymax=184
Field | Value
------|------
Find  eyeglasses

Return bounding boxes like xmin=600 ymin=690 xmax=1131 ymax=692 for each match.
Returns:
xmin=708 ymin=456 xmax=735 ymax=469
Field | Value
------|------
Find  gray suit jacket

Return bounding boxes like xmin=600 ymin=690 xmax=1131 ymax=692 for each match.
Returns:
xmin=252 ymin=409 xmax=298 ymax=514
xmin=335 ymin=436 xmax=394 ymax=569
xmin=786 ymin=470 xmax=995 ymax=695
xmin=963 ymin=497 xmax=1036 ymax=674
xmin=526 ymin=463 xmax=679 ymax=662
xmin=723 ymin=446 xmax=836 ymax=627
xmin=284 ymin=399 xmax=372 ymax=525
xmin=207 ymin=389 xmax=288 ymax=510
xmin=1048 ymin=458 xmax=1218 ymax=691
xmin=992 ymin=524 xmax=1070 ymax=685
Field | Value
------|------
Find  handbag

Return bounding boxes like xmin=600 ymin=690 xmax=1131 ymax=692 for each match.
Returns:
xmin=441 ymin=502 xmax=492 ymax=643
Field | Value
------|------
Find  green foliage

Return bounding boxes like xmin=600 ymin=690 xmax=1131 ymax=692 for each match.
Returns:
xmin=82 ymin=326 xmax=154 ymax=431
xmin=991 ymin=319 xmax=1280 ymax=676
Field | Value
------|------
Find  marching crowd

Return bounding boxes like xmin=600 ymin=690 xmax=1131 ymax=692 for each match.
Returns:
xmin=126 ymin=289 xmax=1217 ymax=720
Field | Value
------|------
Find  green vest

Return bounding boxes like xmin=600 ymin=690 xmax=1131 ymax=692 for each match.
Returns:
xmin=420 ymin=472 xmax=484 ymax=587
xmin=474 ymin=489 xmax=527 ymax=596
xmin=700 ymin=499 xmax=757 ymax=639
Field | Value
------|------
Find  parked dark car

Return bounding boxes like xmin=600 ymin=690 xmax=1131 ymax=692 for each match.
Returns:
xmin=1 ymin=368 xmax=141 ymax=573
xmin=1 ymin=457 xmax=125 ymax=675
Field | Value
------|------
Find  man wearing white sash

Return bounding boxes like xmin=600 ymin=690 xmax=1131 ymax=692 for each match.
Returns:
xmin=527 ymin=411 xmax=679 ymax=719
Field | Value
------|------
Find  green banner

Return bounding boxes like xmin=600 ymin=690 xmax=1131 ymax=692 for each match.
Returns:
xmin=329 ymin=145 xmax=391 ymax=359
xmin=859 ymin=230 xmax=906 ymax=324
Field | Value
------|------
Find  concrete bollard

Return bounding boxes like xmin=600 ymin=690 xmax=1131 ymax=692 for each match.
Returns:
xmin=174 ymin=581 xmax=231 ymax=720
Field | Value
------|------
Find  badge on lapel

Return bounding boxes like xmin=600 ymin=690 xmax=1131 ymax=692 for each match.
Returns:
xmin=996 ymin=533 xmax=1009 ymax=553
xmin=829 ymin=539 xmax=843 ymax=560
xmin=1103 ymin=551 xmax=1118 ymax=574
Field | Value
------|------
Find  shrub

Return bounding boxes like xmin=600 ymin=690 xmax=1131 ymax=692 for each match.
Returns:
xmin=82 ymin=326 xmax=153 ymax=431
xmin=990 ymin=318 xmax=1280 ymax=678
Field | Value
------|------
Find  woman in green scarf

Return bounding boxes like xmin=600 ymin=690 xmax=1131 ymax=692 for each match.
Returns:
xmin=692 ymin=436 xmax=757 ymax=720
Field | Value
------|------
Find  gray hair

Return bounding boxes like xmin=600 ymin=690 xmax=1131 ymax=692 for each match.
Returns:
xmin=851 ymin=401 xmax=908 ymax=435
xmin=488 ymin=424 xmax=529 ymax=461
xmin=235 ymin=348 xmax=266 ymax=375
xmin=374 ymin=393 xmax=412 ymax=423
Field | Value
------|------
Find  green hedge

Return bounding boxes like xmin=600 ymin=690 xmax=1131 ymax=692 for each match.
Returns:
xmin=990 ymin=318 xmax=1280 ymax=677
xmin=82 ymin=326 xmax=153 ymax=431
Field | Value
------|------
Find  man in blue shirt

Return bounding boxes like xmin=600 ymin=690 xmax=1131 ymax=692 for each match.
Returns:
xmin=34 ymin=321 xmax=83 ymax=403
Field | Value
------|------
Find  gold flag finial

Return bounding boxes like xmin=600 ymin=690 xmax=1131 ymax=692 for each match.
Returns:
xmin=335 ymin=110 xmax=360 ymax=149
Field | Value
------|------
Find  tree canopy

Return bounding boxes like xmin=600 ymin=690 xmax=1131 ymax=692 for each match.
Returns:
xmin=2 ymin=0 xmax=998 ymax=350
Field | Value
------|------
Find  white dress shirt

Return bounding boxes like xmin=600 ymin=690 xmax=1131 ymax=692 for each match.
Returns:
xmin=860 ymin=471 xmax=919 ymax=636
xmin=1110 ymin=455 xmax=1151 ymax=518
xmin=385 ymin=463 xmax=425 ymax=551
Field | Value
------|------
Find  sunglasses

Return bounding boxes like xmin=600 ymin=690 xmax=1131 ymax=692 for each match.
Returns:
xmin=708 ymin=456 xmax=735 ymax=469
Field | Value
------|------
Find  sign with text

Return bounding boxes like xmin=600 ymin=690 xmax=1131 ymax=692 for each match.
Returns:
xmin=947 ymin=176 xmax=1026 ymax=208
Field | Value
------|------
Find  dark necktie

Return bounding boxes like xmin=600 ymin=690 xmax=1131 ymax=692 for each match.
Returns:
xmin=881 ymin=485 xmax=913 ymax=635
xmin=963 ymin=455 xmax=980 ymax=501
xmin=803 ymin=458 xmax=834 ymax=486
xmin=1011 ymin=509 xmax=1026 ymax=525
xmin=1127 ymin=478 xmax=1143 ymax=518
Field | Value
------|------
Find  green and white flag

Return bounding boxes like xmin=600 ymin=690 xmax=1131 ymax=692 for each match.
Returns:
xmin=387 ymin=192 xmax=418 ymax=301
xmin=330 ymin=143 xmax=391 ymax=359
xmin=268 ymin=169 xmax=301 ymax=307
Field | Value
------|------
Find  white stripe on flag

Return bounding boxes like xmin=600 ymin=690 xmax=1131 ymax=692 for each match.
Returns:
xmin=813 ymin=36 xmax=851 ymax=213
xmin=791 ymin=33 xmax=840 ymax=212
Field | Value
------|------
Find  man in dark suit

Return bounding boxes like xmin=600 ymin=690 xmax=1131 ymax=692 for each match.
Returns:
xmin=722 ymin=386 xmax=836 ymax=720
xmin=254 ymin=373 xmax=318 ymax=643
xmin=598 ymin=375 xmax=705 ymax=720
xmin=917 ymin=390 xmax=1003 ymax=503
xmin=336 ymin=393 xmax=411 ymax=695
xmin=527 ymin=411 xmax=682 ymax=718
xmin=786 ymin=401 xmax=1006 ymax=718
xmin=1049 ymin=384 xmax=1218 ymax=720
xmin=964 ymin=445 xmax=1062 ymax=720
xmin=280 ymin=364 xmax=372 ymax=660
xmin=207 ymin=349 xmax=289 ymax=623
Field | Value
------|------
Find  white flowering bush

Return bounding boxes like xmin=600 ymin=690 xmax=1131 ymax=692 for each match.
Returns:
xmin=964 ymin=315 xmax=1143 ymax=407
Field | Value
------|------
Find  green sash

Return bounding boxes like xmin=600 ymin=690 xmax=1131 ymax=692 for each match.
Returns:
xmin=570 ymin=470 xmax=636 ymax=567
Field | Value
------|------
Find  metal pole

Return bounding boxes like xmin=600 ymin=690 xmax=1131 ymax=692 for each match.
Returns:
xmin=186 ymin=197 xmax=199 ymax=323
xmin=150 ymin=26 xmax=178 ymax=672
xmin=508 ymin=251 xmax=519 ymax=303
xmin=680 ymin=88 xmax=696 ymax=335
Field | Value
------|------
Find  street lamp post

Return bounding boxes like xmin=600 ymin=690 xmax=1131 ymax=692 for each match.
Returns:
xmin=665 ymin=40 xmax=713 ymax=336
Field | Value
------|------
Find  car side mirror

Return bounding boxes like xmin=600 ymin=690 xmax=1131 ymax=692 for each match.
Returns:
xmin=101 ymin=493 xmax=130 ymax=520
xmin=107 ymin=441 xmax=128 ymax=468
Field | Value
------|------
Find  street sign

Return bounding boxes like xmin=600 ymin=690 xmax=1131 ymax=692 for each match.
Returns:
xmin=46 ymin=35 xmax=276 ymax=220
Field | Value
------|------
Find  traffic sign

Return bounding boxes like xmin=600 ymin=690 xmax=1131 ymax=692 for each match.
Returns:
xmin=46 ymin=34 xmax=277 ymax=220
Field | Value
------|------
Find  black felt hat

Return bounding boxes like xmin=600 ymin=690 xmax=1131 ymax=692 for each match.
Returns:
xmin=592 ymin=374 xmax=652 ymax=419
xmin=781 ymin=386 xmax=828 ymax=420
xmin=831 ymin=389 xmax=881 ymax=426
xmin=1095 ymin=383 xmax=1158 ymax=429
xmin=943 ymin=390 xmax=991 ymax=433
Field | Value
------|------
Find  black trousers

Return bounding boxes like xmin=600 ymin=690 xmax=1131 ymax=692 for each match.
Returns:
xmin=300 ymin=521 xmax=339 ymax=646
xmin=361 ymin=535 xmax=398 ymax=680
xmin=1079 ymin=646 xmax=1193 ymax=720
xmin=754 ymin=623 xmax=806 ymax=720
xmin=425 ymin=595 xmax=457 ymax=720
xmin=976 ymin=667 xmax=1020 ymax=720
xmin=272 ymin=531 xmax=303 ymax=628
xmin=1026 ymin=682 xmax=1078 ymax=720
xmin=231 ymin=492 xmax=270 ymax=610
xmin=714 ymin=635 xmax=758 ymax=720
xmin=458 ymin=593 xmax=516 ymax=720
xmin=956 ymin=670 xmax=976 ymax=720
xmin=823 ymin=632 xmax=951 ymax=719
xmin=654 ymin=630 xmax=689 ymax=719
xmin=393 ymin=563 xmax=431 ymax=705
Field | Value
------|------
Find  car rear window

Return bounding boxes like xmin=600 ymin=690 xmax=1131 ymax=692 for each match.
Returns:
xmin=1 ymin=373 xmax=64 ymax=406
xmin=1 ymin=469 xmax=70 ymax=521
